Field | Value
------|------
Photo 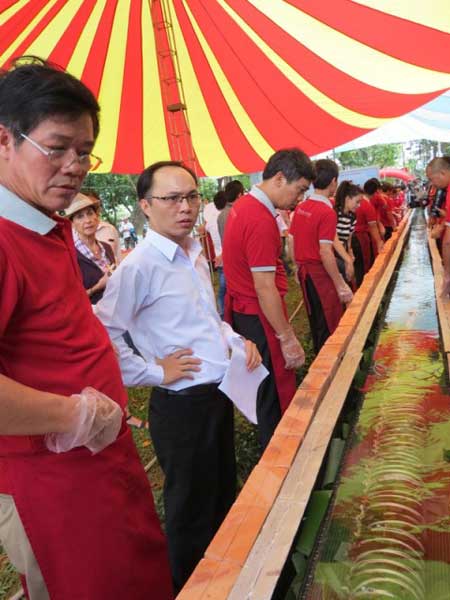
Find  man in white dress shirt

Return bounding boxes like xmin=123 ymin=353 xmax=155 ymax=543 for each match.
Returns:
xmin=96 ymin=160 xmax=260 ymax=593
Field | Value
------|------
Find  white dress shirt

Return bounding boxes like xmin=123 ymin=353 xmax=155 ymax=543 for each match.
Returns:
xmin=203 ymin=201 xmax=222 ymax=255
xmin=95 ymin=229 xmax=238 ymax=390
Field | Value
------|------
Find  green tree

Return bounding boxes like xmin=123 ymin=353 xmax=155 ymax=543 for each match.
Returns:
xmin=336 ymin=144 xmax=402 ymax=169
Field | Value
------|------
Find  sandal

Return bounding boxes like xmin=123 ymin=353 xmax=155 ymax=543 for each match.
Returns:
xmin=126 ymin=415 xmax=149 ymax=430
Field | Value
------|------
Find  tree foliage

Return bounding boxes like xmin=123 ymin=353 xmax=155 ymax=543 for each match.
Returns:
xmin=336 ymin=144 xmax=402 ymax=169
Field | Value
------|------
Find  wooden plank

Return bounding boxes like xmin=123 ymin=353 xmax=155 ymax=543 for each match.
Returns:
xmin=178 ymin=214 xmax=411 ymax=600
xmin=428 ymin=233 xmax=450 ymax=354
xmin=228 ymin=215 xmax=411 ymax=600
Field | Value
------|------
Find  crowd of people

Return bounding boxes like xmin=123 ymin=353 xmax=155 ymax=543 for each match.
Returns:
xmin=0 ymin=56 xmax=443 ymax=600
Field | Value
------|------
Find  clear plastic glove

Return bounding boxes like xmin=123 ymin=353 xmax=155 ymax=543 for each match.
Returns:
xmin=337 ymin=283 xmax=353 ymax=304
xmin=441 ymin=275 xmax=450 ymax=299
xmin=276 ymin=327 xmax=305 ymax=370
xmin=46 ymin=387 xmax=123 ymax=455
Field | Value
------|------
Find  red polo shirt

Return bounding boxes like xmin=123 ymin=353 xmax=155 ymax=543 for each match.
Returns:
xmin=355 ymin=198 xmax=378 ymax=234
xmin=222 ymin=192 xmax=288 ymax=304
xmin=290 ymin=195 xmax=336 ymax=263
xmin=0 ymin=212 xmax=126 ymax=483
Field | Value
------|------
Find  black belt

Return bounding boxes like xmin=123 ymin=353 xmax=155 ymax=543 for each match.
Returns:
xmin=153 ymin=383 xmax=220 ymax=397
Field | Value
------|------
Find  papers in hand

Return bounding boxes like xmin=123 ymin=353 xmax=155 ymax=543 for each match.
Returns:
xmin=219 ymin=337 xmax=269 ymax=424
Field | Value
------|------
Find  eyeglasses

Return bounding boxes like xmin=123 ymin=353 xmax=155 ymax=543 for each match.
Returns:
xmin=147 ymin=192 xmax=202 ymax=207
xmin=20 ymin=133 xmax=102 ymax=172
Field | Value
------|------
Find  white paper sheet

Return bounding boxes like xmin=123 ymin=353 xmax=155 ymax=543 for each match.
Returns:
xmin=219 ymin=337 xmax=269 ymax=424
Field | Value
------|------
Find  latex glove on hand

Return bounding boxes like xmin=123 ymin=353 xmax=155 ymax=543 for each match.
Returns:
xmin=46 ymin=387 xmax=123 ymax=455
xmin=276 ymin=327 xmax=305 ymax=369
xmin=337 ymin=282 xmax=353 ymax=304
xmin=441 ymin=275 xmax=450 ymax=299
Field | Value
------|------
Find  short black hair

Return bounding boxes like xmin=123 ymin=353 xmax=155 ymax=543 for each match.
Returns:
xmin=224 ymin=180 xmax=244 ymax=204
xmin=262 ymin=148 xmax=315 ymax=182
xmin=363 ymin=178 xmax=381 ymax=195
xmin=213 ymin=191 xmax=227 ymax=210
xmin=137 ymin=160 xmax=198 ymax=199
xmin=313 ymin=159 xmax=339 ymax=190
xmin=0 ymin=56 xmax=100 ymax=142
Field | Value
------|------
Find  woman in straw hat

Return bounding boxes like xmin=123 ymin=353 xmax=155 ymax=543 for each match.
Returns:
xmin=65 ymin=193 xmax=116 ymax=303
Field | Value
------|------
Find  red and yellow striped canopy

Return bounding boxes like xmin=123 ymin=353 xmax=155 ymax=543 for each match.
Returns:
xmin=1 ymin=1 xmax=450 ymax=175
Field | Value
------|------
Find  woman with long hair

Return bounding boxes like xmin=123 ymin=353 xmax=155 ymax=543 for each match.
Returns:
xmin=333 ymin=181 xmax=362 ymax=286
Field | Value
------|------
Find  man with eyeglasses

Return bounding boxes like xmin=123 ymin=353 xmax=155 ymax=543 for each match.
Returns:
xmin=222 ymin=148 xmax=315 ymax=450
xmin=0 ymin=58 xmax=171 ymax=599
xmin=96 ymin=160 xmax=262 ymax=593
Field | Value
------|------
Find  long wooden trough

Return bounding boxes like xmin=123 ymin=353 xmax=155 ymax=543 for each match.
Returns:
xmin=178 ymin=212 xmax=412 ymax=599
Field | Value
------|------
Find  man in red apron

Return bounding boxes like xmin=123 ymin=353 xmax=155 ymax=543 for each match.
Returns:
xmin=290 ymin=160 xmax=353 ymax=353
xmin=427 ymin=157 xmax=450 ymax=296
xmin=222 ymin=148 xmax=314 ymax=449
xmin=0 ymin=58 xmax=172 ymax=599
xmin=352 ymin=196 xmax=383 ymax=287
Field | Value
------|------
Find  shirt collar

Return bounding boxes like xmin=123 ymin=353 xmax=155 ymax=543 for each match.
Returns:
xmin=147 ymin=229 xmax=202 ymax=262
xmin=0 ymin=184 xmax=57 ymax=234
xmin=250 ymin=184 xmax=277 ymax=218
xmin=309 ymin=192 xmax=333 ymax=209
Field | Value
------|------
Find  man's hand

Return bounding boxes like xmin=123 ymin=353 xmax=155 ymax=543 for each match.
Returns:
xmin=156 ymin=349 xmax=202 ymax=384
xmin=276 ymin=327 xmax=305 ymax=370
xmin=337 ymin=282 xmax=353 ymax=304
xmin=377 ymin=240 xmax=384 ymax=254
xmin=344 ymin=259 xmax=354 ymax=282
xmin=45 ymin=387 xmax=123 ymax=455
xmin=243 ymin=340 xmax=262 ymax=371
xmin=441 ymin=275 xmax=450 ymax=299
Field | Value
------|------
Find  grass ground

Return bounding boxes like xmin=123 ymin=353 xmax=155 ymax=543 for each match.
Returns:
xmin=0 ymin=270 xmax=313 ymax=599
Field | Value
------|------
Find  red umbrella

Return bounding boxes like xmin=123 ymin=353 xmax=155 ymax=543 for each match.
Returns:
xmin=1 ymin=1 xmax=450 ymax=175
xmin=380 ymin=168 xmax=416 ymax=182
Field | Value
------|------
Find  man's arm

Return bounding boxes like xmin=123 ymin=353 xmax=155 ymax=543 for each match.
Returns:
xmin=319 ymin=243 xmax=353 ymax=303
xmin=252 ymin=270 xmax=304 ymax=369
xmin=0 ymin=374 xmax=78 ymax=435
xmin=441 ymin=226 xmax=450 ymax=297
xmin=95 ymin=263 xmax=200 ymax=386
xmin=252 ymin=270 xmax=292 ymax=335
xmin=333 ymin=235 xmax=354 ymax=281
xmin=368 ymin=221 xmax=384 ymax=253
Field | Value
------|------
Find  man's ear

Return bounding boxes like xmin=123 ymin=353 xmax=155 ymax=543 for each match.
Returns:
xmin=0 ymin=124 xmax=15 ymax=160
xmin=139 ymin=198 xmax=152 ymax=218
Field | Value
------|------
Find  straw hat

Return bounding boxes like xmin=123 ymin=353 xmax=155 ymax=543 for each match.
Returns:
xmin=64 ymin=193 xmax=99 ymax=218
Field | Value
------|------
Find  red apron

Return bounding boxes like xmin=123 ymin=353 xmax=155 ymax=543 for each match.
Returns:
xmin=4 ymin=426 xmax=173 ymax=600
xmin=355 ymin=231 xmax=375 ymax=274
xmin=224 ymin=293 xmax=296 ymax=413
xmin=297 ymin=261 xmax=344 ymax=336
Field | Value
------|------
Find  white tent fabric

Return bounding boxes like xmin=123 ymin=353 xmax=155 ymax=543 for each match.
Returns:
xmin=325 ymin=91 xmax=450 ymax=153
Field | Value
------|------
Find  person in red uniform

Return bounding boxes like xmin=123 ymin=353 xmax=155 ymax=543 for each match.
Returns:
xmin=290 ymin=159 xmax=353 ymax=353
xmin=0 ymin=57 xmax=172 ymax=599
xmin=427 ymin=157 xmax=450 ymax=296
xmin=364 ymin=178 xmax=396 ymax=241
xmin=222 ymin=148 xmax=314 ymax=449
xmin=352 ymin=194 xmax=384 ymax=287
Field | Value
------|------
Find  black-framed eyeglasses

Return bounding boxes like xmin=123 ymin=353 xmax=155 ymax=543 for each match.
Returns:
xmin=147 ymin=192 xmax=202 ymax=207
xmin=20 ymin=133 xmax=102 ymax=172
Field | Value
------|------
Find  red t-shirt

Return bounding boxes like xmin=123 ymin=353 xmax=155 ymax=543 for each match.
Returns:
xmin=222 ymin=193 xmax=288 ymax=303
xmin=355 ymin=198 xmax=378 ymax=234
xmin=370 ymin=191 xmax=391 ymax=227
xmin=0 ymin=215 xmax=127 ymax=469
xmin=290 ymin=196 xmax=336 ymax=263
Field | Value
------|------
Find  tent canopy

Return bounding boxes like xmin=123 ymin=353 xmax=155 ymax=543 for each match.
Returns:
xmin=1 ymin=1 xmax=450 ymax=175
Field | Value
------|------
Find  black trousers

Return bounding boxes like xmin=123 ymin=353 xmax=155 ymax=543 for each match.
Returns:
xmin=351 ymin=235 xmax=365 ymax=289
xmin=149 ymin=385 xmax=236 ymax=594
xmin=304 ymin=275 xmax=330 ymax=355
xmin=231 ymin=312 xmax=281 ymax=450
